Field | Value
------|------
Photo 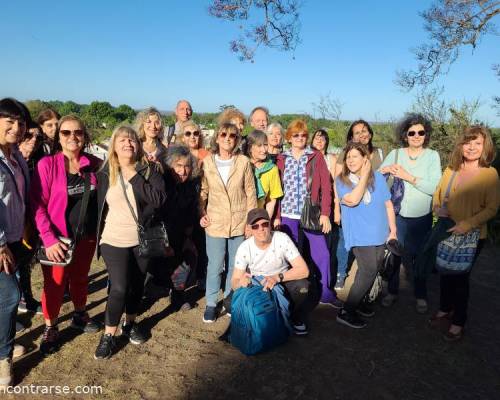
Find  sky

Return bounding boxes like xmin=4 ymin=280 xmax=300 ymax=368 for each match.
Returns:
xmin=1 ymin=0 xmax=499 ymax=125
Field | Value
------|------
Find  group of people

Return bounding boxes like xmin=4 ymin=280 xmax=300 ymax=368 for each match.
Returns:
xmin=0 ymin=96 xmax=499 ymax=387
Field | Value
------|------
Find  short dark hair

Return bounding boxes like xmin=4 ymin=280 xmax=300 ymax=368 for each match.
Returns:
xmin=346 ymin=120 xmax=374 ymax=153
xmin=0 ymin=98 xmax=30 ymax=123
xmin=395 ymin=113 xmax=432 ymax=148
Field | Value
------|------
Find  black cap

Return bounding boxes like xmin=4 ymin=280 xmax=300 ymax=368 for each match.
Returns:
xmin=247 ymin=208 xmax=270 ymax=225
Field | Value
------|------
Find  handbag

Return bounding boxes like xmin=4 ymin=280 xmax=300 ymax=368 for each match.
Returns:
xmin=300 ymin=156 xmax=322 ymax=232
xmin=386 ymin=149 xmax=404 ymax=215
xmin=435 ymin=171 xmax=480 ymax=274
xmin=119 ymin=172 xmax=169 ymax=258
xmin=36 ymin=173 xmax=91 ymax=266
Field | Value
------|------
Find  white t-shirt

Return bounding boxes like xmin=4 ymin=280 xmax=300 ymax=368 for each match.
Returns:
xmin=215 ymin=155 xmax=233 ymax=186
xmin=234 ymin=231 xmax=301 ymax=277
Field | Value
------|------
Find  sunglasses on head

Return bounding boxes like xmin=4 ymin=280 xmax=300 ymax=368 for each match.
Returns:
xmin=184 ymin=130 xmax=200 ymax=137
xmin=407 ymin=130 xmax=426 ymax=137
xmin=60 ymin=129 xmax=84 ymax=137
xmin=220 ymin=132 xmax=237 ymax=139
xmin=292 ymin=133 xmax=308 ymax=139
xmin=251 ymin=221 xmax=270 ymax=230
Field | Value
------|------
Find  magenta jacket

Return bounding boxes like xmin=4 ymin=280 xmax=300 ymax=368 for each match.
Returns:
xmin=30 ymin=152 xmax=101 ymax=247
xmin=276 ymin=149 xmax=332 ymax=218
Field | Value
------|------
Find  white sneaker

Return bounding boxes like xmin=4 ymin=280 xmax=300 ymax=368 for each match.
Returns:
xmin=381 ymin=294 xmax=398 ymax=307
xmin=0 ymin=358 xmax=12 ymax=388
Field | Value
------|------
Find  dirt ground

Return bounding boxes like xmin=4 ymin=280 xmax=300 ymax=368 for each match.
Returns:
xmin=7 ymin=243 xmax=500 ymax=400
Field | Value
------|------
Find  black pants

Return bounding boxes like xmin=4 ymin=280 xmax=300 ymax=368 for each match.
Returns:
xmin=225 ymin=278 xmax=311 ymax=324
xmin=101 ymin=244 xmax=150 ymax=327
xmin=439 ymin=239 xmax=485 ymax=327
xmin=344 ymin=245 xmax=385 ymax=313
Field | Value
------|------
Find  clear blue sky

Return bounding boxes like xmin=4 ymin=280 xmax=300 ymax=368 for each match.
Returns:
xmin=1 ymin=0 xmax=499 ymax=125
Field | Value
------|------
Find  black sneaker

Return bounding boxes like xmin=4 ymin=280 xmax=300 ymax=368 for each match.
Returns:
xmin=18 ymin=299 xmax=43 ymax=315
xmin=292 ymin=322 xmax=309 ymax=336
xmin=121 ymin=322 xmax=147 ymax=345
xmin=94 ymin=333 xmax=116 ymax=359
xmin=356 ymin=302 xmax=375 ymax=318
xmin=336 ymin=309 xmax=367 ymax=329
xmin=40 ymin=325 xmax=60 ymax=355
xmin=203 ymin=306 xmax=217 ymax=323
xmin=71 ymin=312 xmax=102 ymax=333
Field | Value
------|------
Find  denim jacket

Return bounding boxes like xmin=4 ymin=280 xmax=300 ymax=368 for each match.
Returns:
xmin=0 ymin=147 xmax=30 ymax=246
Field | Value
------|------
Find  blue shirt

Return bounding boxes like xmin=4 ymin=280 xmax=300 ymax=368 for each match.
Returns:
xmin=336 ymin=172 xmax=390 ymax=251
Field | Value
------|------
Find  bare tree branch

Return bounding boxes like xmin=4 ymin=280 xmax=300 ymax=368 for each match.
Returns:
xmin=208 ymin=0 xmax=302 ymax=61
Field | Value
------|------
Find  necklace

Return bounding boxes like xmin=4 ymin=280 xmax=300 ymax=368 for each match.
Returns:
xmin=407 ymin=148 xmax=423 ymax=161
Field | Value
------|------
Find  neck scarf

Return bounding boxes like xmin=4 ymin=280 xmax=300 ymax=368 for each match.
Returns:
xmin=348 ymin=173 xmax=371 ymax=205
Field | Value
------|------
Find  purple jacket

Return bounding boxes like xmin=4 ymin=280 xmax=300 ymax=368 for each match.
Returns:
xmin=30 ymin=152 xmax=101 ymax=247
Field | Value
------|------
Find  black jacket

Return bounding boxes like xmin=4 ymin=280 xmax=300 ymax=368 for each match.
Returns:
xmin=96 ymin=160 xmax=167 ymax=257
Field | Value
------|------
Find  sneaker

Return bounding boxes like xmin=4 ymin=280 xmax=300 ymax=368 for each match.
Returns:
xmin=381 ymin=294 xmax=398 ymax=307
xmin=94 ymin=333 xmax=116 ymax=360
xmin=203 ymin=306 xmax=217 ymax=323
xmin=70 ymin=312 xmax=102 ymax=333
xmin=416 ymin=299 xmax=428 ymax=314
xmin=40 ymin=325 xmax=60 ymax=356
xmin=18 ymin=299 xmax=43 ymax=315
xmin=13 ymin=344 xmax=26 ymax=359
xmin=319 ymin=297 xmax=343 ymax=309
xmin=121 ymin=322 xmax=147 ymax=345
xmin=15 ymin=321 xmax=25 ymax=333
xmin=0 ymin=358 xmax=12 ymax=388
xmin=336 ymin=309 xmax=367 ymax=329
xmin=179 ymin=302 xmax=192 ymax=312
xmin=429 ymin=312 xmax=453 ymax=332
xmin=334 ymin=274 xmax=347 ymax=290
xmin=221 ymin=305 xmax=231 ymax=318
xmin=356 ymin=302 xmax=375 ymax=318
xmin=292 ymin=322 xmax=309 ymax=336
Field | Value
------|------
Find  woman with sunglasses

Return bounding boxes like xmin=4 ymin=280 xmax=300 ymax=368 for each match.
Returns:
xmin=179 ymin=120 xmax=210 ymax=165
xmin=276 ymin=119 xmax=337 ymax=309
xmin=379 ymin=113 xmax=441 ymax=314
xmin=135 ymin=107 xmax=167 ymax=165
xmin=200 ymin=122 xmax=257 ymax=323
xmin=31 ymin=115 xmax=102 ymax=355
xmin=37 ymin=108 xmax=60 ymax=155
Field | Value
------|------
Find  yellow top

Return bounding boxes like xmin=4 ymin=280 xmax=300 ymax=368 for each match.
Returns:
xmin=257 ymin=166 xmax=284 ymax=208
xmin=433 ymin=167 xmax=500 ymax=239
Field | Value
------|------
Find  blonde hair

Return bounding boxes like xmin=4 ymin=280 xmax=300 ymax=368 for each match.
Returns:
xmin=134 ymin=107 xmax=164 ymax=141
xmin=217 ymin=107 xmax=246 ymax=128
xmin=178 ymin=120 xmax=203 ymax=148
xmin=105 ymin=125 xmax=144 ymax=186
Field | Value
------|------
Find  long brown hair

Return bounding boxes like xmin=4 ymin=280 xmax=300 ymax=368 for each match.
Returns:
xmin=339 ymin=142 xmax=375 ymax=191
xmin=448 ymin=125 xmax=496 ymax=171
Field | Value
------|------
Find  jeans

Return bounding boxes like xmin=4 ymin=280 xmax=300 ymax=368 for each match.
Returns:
xmin=205 ymin=234 xmax=244 ymax=308
xmin=344 ymin=245 xmax=385 ymax=313
xmin=387 ymin=213 xmax=433 ymax=299
xmin=336 ymin=227 xmax=349 ymax=279
xmin=281 ymin=217 xmax=336 ymax=303
xmin=0 ymin=242 xmax=22 ymax=360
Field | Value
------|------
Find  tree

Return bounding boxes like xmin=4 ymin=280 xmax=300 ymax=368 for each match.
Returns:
xmin=24 ymin=100 xmax=52 ymax=120
xmin=311 ymin=92 xmax=344 ymax=121
xmin=83 ymin=101 xmax=115 ymax=128
xmin=208 ymin=0 xmax=302 ymax=61
xmin=58 ymin=101 xmax=83 ymax=116
xmin=113 ymin=104 xmax=136 ymax=122
xmin=397 ymin=0 xmax=500 ymax=90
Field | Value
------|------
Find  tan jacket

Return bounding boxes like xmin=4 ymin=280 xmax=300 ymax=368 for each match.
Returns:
xmin=200 ymin=154 xmax=257 ymax=238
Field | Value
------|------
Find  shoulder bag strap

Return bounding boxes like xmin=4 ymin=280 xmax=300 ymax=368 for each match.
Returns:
xmin=306 ymin=156 xmax=316 ymax=195
xmin=74 ymin=172 xmax=91 ymax=241
xmin=444 ymin=171 xmax=457 ymax=201
xmin=119 ymin=171 xmax=142 ymax=231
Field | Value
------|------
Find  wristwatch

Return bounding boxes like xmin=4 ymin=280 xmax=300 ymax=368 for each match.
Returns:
xmin=278 ymin=273 xmax=284 ymax=283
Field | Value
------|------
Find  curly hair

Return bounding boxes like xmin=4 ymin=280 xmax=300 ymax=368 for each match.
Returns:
xmin=163 ymin=144 xmax=200 ymax=179
xmin=134 ymin=107 xmax=164 ymax=141
xmin=395 ymin=113 xmax=432 ymax=148
xmin=217 ymin=107 xmax=246 ymax=129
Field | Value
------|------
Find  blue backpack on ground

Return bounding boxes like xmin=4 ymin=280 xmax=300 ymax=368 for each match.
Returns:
xmin=230 ymin=280 xmax=290 ymax=355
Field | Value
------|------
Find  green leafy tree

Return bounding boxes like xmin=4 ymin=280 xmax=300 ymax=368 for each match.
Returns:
xmin=24 ymin=100 xmax=52 ymax=121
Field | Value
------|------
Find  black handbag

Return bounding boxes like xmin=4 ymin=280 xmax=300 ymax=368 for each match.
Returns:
xmin=119 ymin=172 xmax=169 ymax=258
xmin=300 ymin=157 xmax=322 ymax=232
xmin=36 ymin=173 xmax=91 ymax=266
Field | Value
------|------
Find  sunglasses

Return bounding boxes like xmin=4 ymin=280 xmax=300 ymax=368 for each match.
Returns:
xmin=219 ymin=132 xmax=237 ymax=139
xmin=251 ymin=221 xmax=270 ymax=230
xmin=292 ymin=133 xmax=308 ymax=139
xmin=407 ymin=130 xmax=426 ymax=137
xmin=23 ymin=132 xmax=42 ymax=141
xmin=185 ymin=131 xmax=200 ymax=137
xmin=60 ymin=129 xmax=84 ymax=137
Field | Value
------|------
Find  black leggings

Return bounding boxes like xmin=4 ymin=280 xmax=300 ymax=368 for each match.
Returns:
xmin=100 ymin=244 xmax=150 ymax=327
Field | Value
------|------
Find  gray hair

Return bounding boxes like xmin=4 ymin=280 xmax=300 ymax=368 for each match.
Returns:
xmin=163 ymin=144 xmax=200 ymax=179
xmin=249 ymin=106 xmax=269 ymax=124
xmin=265 ymin=122 xmax=284 ymax=135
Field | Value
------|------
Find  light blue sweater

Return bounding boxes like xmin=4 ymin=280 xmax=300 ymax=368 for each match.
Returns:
xmin=380 ymin=148 xmax=442 ymax=218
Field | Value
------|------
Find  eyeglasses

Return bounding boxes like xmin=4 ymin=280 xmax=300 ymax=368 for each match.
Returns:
xmin=219 ymin=132 xmax=237 ymax=139
xmin=251 ymin=221 xmax=270 ymax=230
xmin=292 ymin=133 xmax=308 ymax=139
xmin=60 ymin=129 xmax=84 ymax=137
xmin=23 ymin=132 xmax=42 ymax=142
xmin=407 ymin=130 xmax=426 ymax=137
xmin=184 ymin=131 xmax=200 ymax=137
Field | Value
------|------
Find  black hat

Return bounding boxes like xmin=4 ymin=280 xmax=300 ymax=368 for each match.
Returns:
xmin=247 ymin=208 xmax=270 ymax=225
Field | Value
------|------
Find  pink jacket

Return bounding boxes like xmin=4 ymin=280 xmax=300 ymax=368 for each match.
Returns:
xmin=30 ymin=152 xmax=100 ymax=247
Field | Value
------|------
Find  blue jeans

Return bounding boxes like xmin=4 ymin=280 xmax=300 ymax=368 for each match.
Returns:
xmin=205 ymin=234 xmax=244 ymax=308
xmin=336 ymin=228 xmax=349 ymax=278
xmin=0 ymin=271 xmax=21 ymax=359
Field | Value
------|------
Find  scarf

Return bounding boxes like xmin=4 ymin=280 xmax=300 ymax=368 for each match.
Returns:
xmin=348 ymin=173 xmax=372 ymax=205
xmin=254 ymin=160 xmax=275 ymax=199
